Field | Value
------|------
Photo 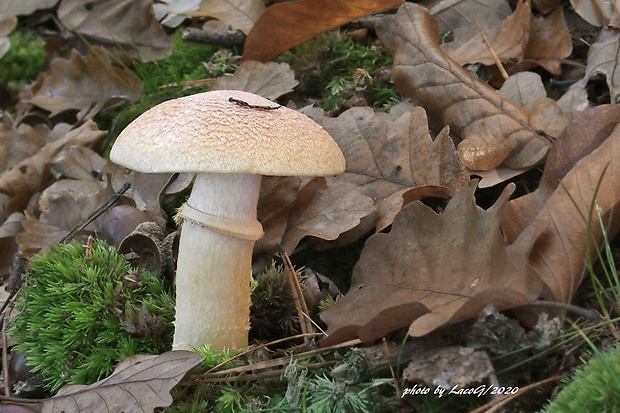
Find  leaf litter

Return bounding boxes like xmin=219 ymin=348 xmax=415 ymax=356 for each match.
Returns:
xmin=0 ymin=0 xmax=619 ymax=410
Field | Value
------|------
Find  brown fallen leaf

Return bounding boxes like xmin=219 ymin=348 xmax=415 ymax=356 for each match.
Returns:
xmin=519 ymin=5 xmax=572 ymax=75
xmin=376 ymin=3 xmax=551 ymax=171
xmin=0 ymin=122 xmax=48 ymax=173
xmin=29 ymin=46 xmax=143 ymax=120
xmin=42 ymin=351 xmax=205 ymax=413
xmin=0 ymin=0 xmax=57 ymax=16
xmin=57 ymin=0 xmax=173 ymax=62
xmin=280 ymin=177 xmax=376 ymax=253
xmin=211 ymin=61 xmax=298 ymax=100
xmin=577 ymin=28 xmax=620 ymax=103
xmin=255 ymin=176 xmax=301 ymax=259
xmin=0 ymin=121 xmax=106 ymax=221
xmin=445 ymin=0 xmax=531 ymax=67
xmin=0 ymin=12 xmax=16 ymax=59
xmin=525 ymin=119 xmax=620 ymax=303
xmin=303 ymin=104 xmax=469 ymax=235
xmin=188 ymin=0 xmax=266 ymax=34
xmin=0 ymin=212 xmax=24 ymax=278
xmin=320 ymin=180 xmax=546 ymax=346
xmin=502 ymin=105 xmax=620 ymax=242
xmin=242 ymin=0 xmax=404 ymax=62
xmin=570 ymin=0 xmax=620 ymax=28
xmin=419 ymin=0 xmax=511 ymax=41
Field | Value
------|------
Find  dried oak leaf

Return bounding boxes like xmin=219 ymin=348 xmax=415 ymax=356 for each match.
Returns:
xmin=29 ymin=47 xmax=143 ymax=120
xmin=0 ymin=212 xmax=24 ymax=278
xmin=0 ymin=121 xmax=106 ymax=220
xmin=0 ymin=123 xmax=49 ymax=173
xmin=376 ymin=3 xmax=551 ymax=171
xmin=419 ymin=0 xmax=512 ymax=41
xmin=211 ymin=61 xmax=298 ymax=100
xmin=570 ymin=0 xmax=620 ymax=28
xmin=576 ymin=28 xmax=620 ymax=103
xmin=42 ymin=351 xmax=205 ymax=413
xmin=0 ymin=0 xmax=57 ymax=16
xmin=445 ymin=0 xmax=531 ymax=67
xmin=518 ymin=5 xmax=572 ymax=75
xmin=444 ymin=0 xmax=571 ymax=75
xmin=187 ymin=0 xmax=266 ymax=34
xmin=58 ymin=0 xmax=173 ymax=62
xmin=320 ymin=180 xmax=546 ymax=346
xmin=280 ymin=177 xmax=375 ymax=253
xmin=255 ymin=176 xmax=301 ymax=259
xmin=502 ymin=105 xmax=620 ymax=242
xmin=525 ymin=119 xmax=620 ymax=303
xmin=242 ymin=0 xmax=404 ymax=62
xmin=300 ymin=104 xmax=469 ymax=236
xmin=0 ymin=12 xmax=16 ymax=59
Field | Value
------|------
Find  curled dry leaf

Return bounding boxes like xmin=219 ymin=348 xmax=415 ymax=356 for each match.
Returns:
xmin=42 ymin=351 xmax=205 ymax=413
xmin=242 ymin=0 xmax=404 ymax=62
xmin=524 ymin=119 xmax=620 ymax=303
xmin=0 ymin=0 xmax=57 ymax=16
xmin=211 ymin=61 xmax=298 ymax=100
xmin=255 ymin=176 xmax=301 ymax=259
xmin=0 ymin=121 xmax=106 ymax=220
xmin=0 ymin=212 xmax=24 ymax=278
xmin=570 ymin=0 xmax=620 ymax=28
xmin=320 ymin=180 xmax=547 ymax=346
xmin=58 ymin=0 xmax=173 ymax=62
xmin=188 ymin=0 xmax=266 ymax=34
xmin=376 ymin=3 xmax=551 ymax=171
xmin=0 ymin=123 xmax=49 ymax=173
xmin=419 ymin=0 xmax=512 ymax=40
xmin=502 ymin=105 xmax=620 ymax=242
xmin=445 ymin=0 xmax=531 ymax=67
xmin=280 ymin=177 xmax=375 ymax=253
xmin=154 ymin=0 xmax=201 ymax=28
xmin=0 ymin=12 xmax=17 ymax=59
xmin=519 ymin=5 xmax=572 ymax=75
xmin=577 ymin=28 xmax=620 ymax=103
xmin=29 ymin=47 xmax=143 ymax=120
xmin=303 ymin=104 xmax=469 ymax=236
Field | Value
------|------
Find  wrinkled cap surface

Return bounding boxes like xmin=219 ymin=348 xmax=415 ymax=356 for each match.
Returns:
xmin=110 ymin=90 xmax=346 ymax=176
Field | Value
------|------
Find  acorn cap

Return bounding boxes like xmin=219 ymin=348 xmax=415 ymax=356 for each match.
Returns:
xmin=110 ymin=90 xmax=346 ymax=176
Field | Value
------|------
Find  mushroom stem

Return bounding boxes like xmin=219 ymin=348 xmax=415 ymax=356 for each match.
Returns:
xmin=172 ymin=173 xmax=263 ymax=351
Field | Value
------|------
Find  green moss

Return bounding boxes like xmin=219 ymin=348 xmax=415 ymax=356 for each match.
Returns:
xmin=0 ymin=28 xmax=46 ymax=91
xmin=249 ymin=264 xmax=300 ymax=341
xmin=542 ymin=346 xmax=620 ymax=413
xmin=9 ymin=239 xmax=175 ymax=392
xmin=279 ymin=30 xmax=401 ymax=111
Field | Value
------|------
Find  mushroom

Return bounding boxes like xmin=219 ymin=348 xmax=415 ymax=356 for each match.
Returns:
xmin=110 ymin=90 xmax=345 ymax=351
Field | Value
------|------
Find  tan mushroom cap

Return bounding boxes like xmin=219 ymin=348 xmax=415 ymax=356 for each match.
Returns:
xmin=110 ymin=90 xmax=346 ymax=176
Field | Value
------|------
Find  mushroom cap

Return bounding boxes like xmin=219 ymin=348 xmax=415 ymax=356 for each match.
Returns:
xmin=110 ymin=90 xmax=345 ymax=176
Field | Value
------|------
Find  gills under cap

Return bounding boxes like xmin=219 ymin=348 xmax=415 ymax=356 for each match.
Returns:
xmin=110 ymin=90 xmax=346 ymax=176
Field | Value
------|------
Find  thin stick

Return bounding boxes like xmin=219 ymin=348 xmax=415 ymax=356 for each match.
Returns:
xmin=203 ymin=332 xmax=324 ymax=375
xmin=383 ymin=338 xmax=400 ymax=396
xmin=476 ymin=21 xmax=509 ymax=80
xmin=2 ymin=317 xmax=10 ymax=397
xmin=60 ymin=181 xmax=130 ymax=244
xmin=279 ymin=248 xmax=315 ymax=342
xmin=468 ymin=374 xmax=564 ymax=413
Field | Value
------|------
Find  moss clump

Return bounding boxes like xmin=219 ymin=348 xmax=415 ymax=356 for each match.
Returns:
xmin=249 ymin=265 xmax=300 ymax=341
xmin=279 ymin=30 xmax=400 ymax=111
xmin=0 ymin=28 xmax=46 ymax=91
xmin=10 ymin=238 xmax=175 ymax=392
xmin=542 ymin=346 xmax=620 ymax=413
